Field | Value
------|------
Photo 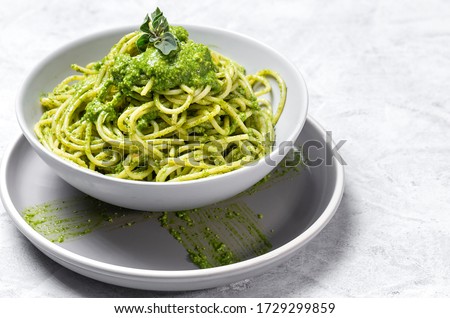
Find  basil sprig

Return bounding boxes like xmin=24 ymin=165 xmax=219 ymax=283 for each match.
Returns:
xmin=137 ymin=7 xmax=178 ymax=55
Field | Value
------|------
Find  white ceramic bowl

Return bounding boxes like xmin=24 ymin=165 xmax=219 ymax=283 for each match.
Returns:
xmin=16 ymin=25 xmax=308 ymax=211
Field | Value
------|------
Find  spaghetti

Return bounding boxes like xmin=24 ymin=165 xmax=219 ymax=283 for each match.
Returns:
xmin=35 ymin=26 xmax=286 ymax=182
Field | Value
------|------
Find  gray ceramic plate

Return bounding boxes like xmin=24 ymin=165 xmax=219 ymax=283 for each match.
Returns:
xmin=0 ymin=116 xmax=344 ymax=291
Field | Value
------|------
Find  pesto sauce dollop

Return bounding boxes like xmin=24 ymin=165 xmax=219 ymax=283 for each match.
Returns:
xmin=111 ymin=26 xmax=220 ymax=93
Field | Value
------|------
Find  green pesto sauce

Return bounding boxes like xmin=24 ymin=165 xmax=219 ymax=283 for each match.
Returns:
xmin=83 ymin=83 xmax=122 ymax=122
xmin=170 ymin=26 xmax=189 ymax=43
xmin=160 ymin=203 xmax=271 ymax=268
xmin=21 ymin=197 xmax=134 ymax=243
xmin=82 ymin=26 xmax=219 ymax=123
xmin=243 ymin=147 xmax=306 ymax=196
xmin=111 ymin=38 xmax=220 ymax=93
xmin=21 ymin=196 xmax=271 ymax=269
xmin=83 ymin=99 xmax=116 ymax=122
xmin=136 ymin=109 xmax=159 ymax=130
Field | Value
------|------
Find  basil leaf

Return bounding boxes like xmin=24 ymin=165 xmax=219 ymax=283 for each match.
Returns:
xmin=153 ymin=16 xmax=169 ymax=35
xmin=138 ymin=8 xmax=179 ymax=55
xmin=139 ymin=14 xmax=150 ymax=34
xmin=150 ymin=7 xmax=163 ymax=23
xmin=147 ymin=30 xmax=160 ymax=43
xmin=155 ymin=32 xmax=178 ymax=55
xmin=162 ymin=32 xmax=177 ymax=45
xmin=136 ymin=34 xmax=150 ymax=52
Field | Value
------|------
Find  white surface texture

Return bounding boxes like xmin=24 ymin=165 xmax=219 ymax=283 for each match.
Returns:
xmin=1 ymin=0 xmax=449 ymax=297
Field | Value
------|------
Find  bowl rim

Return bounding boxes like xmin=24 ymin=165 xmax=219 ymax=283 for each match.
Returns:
xmin=16 ymin=24 xmax=308 ymax=186
xmin=1 ymin=116 xmax=344 ymax=286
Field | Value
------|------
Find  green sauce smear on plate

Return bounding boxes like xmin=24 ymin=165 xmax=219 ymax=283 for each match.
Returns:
xmin=21 ymin=148 xmax=304 ymax=268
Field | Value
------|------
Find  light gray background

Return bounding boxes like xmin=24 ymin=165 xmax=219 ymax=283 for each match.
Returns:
xmin=1 ymin=0 xmax=449 ymax=297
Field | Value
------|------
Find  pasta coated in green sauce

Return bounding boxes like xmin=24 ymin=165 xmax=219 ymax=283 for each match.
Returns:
xmin=35 ymin=25 xmax=286 ymax=182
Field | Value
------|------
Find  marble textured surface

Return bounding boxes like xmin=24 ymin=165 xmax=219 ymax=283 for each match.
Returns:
xmin=1 ymin=0 xmax=449 ymax=297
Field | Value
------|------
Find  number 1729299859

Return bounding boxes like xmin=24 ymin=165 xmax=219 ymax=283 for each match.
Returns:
xmin=256 ymin=302 xmax=335 ymax=314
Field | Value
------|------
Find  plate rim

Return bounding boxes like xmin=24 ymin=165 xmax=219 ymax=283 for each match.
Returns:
xmin=0 ymin=116 xmax=344 ymax=289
